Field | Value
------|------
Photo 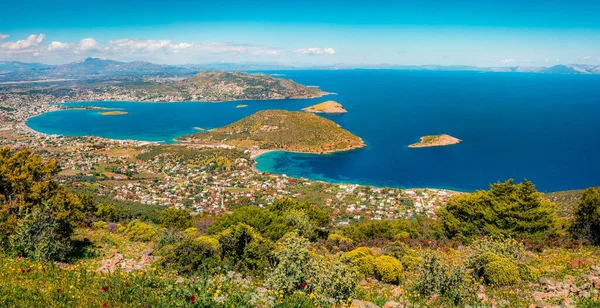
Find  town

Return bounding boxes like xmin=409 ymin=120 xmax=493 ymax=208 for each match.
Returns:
xmin=0 ymin=116 xmax=458 ymax=225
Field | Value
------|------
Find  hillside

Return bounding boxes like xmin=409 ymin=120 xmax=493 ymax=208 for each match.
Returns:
xmin=302 ymin=100 xmax=348 ymax=113
xmin=179 ymin=110 xmax=365 ymax=153
xmin=179 ymin=71 xmax=327 ymax=101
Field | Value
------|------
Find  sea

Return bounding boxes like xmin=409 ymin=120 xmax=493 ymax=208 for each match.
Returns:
xmin=26 ymin=70 xmax=600 ymax=192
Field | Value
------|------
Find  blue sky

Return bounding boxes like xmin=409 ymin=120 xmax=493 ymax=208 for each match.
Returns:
xmin=1 ymin=0 xmax=600 ymax=66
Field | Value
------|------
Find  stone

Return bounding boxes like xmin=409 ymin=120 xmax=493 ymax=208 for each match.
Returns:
xmin=477 ymin=285 xmax=488 ymax=302
xmin=570 ymin=258 xmax=593 ymax=268
xmin=383 ymin=301 xmax=406 ymax=308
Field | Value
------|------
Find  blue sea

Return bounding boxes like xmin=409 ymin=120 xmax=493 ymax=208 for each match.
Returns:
xmin=26 ymin=70 xmax=600 ymax=192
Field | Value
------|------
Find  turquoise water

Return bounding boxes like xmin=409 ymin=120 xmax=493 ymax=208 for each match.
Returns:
xmin=27 ymin=70 xmax=600 ymax=192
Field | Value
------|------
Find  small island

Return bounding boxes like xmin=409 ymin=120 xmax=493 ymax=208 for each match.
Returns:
xmin=178 ymin=110 xmax=365 ymax=154
xmin=302 ymin=100 xmax=347 ymax=114
xmin=236 ymin=104 xmax=248 ymax=108
xmin=100 ymin=111 xmax=128 ymax=116
xmin=408 ymin=134 xmax=462 ymax=148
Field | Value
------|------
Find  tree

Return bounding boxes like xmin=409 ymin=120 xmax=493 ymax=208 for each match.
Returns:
xmin=438 ymin=179 xmax=557 ymax=242
xmin=159 ymin=208 xmax=192 ymax=230
xmin=0 ymin=147 xmax=83 ymax=260
xmin=570 ymin=187 xmax=600 ymax=245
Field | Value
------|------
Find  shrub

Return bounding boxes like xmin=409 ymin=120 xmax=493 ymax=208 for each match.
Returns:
xmin=484 ymin=259 xmax=520 ymax=286
xmin=326 ymin=233 xmax=354 ymax=252
xmin=125 ymin=220 xmax=159 ymax=242
xmin=95 ymin=204 xmax=120 ymax=222
xmin=307 ymin=254 xmax=360 ymax=301
xmin=267 ymin=232 xmax=311 ymax=294
xmin=156 ymin=229 xmax=188 ymax=250
xmin=161 ymin=236 xmax=221 ymax=274
xmin=570 ymin=188 xmax=600 ymax=245
xmin=9 ymin=209 xmax=72 ymax=261
xmin=218 ymin=223 xmax=274 ymax=274
xmin=184 ymin=227 xmax=199 ymax=237
xmin=159 ymin=208 xmax=192 ymax=230
xmin=517 ymin=263 xmax=540 ymax=282
xmin=373 ymin=256 xmax=403 ymax=284
xmin=284 ymin=209 xmax=316 ymax=240
xmin=383 ymin=241 xmax=409 ymax=260
xmin=471 ymin=236 xmax=525 ymax=261
xmin=93 ymin=221 xmax=108 ymax=229
xmin=414 ymin=252 xmax=474 ymax=305
xmin=344 ymin=247 xmax=376 ymax=277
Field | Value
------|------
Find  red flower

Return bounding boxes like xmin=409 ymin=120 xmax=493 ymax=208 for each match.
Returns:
xmin=190 ymin=295 xmax=196 ymax=303
xmin=56 ymin=289 xmax=61 ymax=294
xmin=20 ymin=268 xmax=25 ymax=273
xmin=101 ymin=286 xmax=109 ymax=292
xmin=26 ymin=268 xmax=32 ymax=273
xmin=301 ymin=282 xmax=307 ymax=289
xmin=125 ymin=283 xmax=130 ymax=288
xmin=102 ymin=302 xmax=108 ymax=307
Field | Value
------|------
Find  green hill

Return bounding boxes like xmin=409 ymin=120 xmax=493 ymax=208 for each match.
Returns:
xmin=178 ymin=71 xmax=327 ymax=101
xmin=179 ymin=110 xmax=365 ymax=153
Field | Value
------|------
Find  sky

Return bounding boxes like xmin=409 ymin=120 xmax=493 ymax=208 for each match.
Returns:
xmin=1 ymin=0 xmax=600 ymax=66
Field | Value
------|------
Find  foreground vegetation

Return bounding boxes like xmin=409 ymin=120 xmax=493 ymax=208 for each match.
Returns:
xmin=1 ymin=147 xmax=600 ymax=307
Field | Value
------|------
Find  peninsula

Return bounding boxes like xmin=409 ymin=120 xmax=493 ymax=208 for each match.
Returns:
xmin=178 ymin=110 xmax=365 ymax=154
xmin=408 ymin=134 xmax=462 ymax=148
xmin=302 ymin=100 xmax=347 ymax=114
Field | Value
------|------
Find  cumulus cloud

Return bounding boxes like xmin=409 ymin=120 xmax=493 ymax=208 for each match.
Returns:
xmin=294 ymin=47 xmax=336 ymax=55
xmin=78 ymin=38 xmax=100 ymax=52
xmin=48 ymin=41 xmax=74 ymax=51
xmin=0 ymin=34 xmax=45 ymax=51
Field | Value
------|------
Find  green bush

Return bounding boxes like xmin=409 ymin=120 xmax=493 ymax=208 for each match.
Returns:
xmin=517 ymin=263 xmax=540 ymax=282
xmin=184 ymin=227 xmax=199 ymax=237
xmin=95 ymin=204 xmax=120 ymax=222
xmin=9 ymin=209 xmax=72 ymax=261
xmin=267 ymin=232 xmax=311 ymax=294
xmin=413 ymin=252 xmax=474 ymax=305
xmin=156 ymin=229 xmax=188 ymax=250
xmin=344 ymin=247 xmax=376 ymax=277
xmin=159 ymin=208 xmax=192 ymax=230
xmin=373 ymin=256 xmax=403 ymax=284
xmin=471 ymin=236 xmax=525 ymax=261
xmin=218 ymin=223 xmax=273 ymax=274
xmin=125 ymin=220 xmax=159 ymax=242
xmin=161 ymin=236 xmax=221 ymax=274
xmin=484 ymin=259 xmax=520 ymax=286
xmin=326 ymin=233 xmax=354 ymax=252
xmin=307 ymin=254 xmax=360 ymax=302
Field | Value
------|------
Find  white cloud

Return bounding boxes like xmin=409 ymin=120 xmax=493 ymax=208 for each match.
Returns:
xmin=48 ymin=41 xmax=74 ymax=51
xmin=78 ymin=38 xmax=99 ymax=52
xmin=500 ymin=59 xmax=516 ymax=64
xmin=0 ymin=34 xmax=45 ymax=51
xmin=294 ymin=47 xmax=336 ymax=55
xmin=0 ymin=33 xmax=8 ymax=42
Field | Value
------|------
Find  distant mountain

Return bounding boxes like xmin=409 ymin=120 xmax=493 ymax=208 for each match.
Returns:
xmin=0 ymin=61 xmax=54 ymax=73
xmin=1 ymin=58 xmax=600 ymax=82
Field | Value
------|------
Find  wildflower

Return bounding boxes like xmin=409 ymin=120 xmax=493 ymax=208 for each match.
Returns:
xmin=101 ymin=286 xmax=109 ymax=292
xmin=102 ymin=302 xmax=108 ymax=307
xmin=301 ymin=282 xmax=307 ymax=289
xmin=190 ymin=295 xmax=196 ymax=303
xmin=57 ymin=289 xmax=61 ymax=294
